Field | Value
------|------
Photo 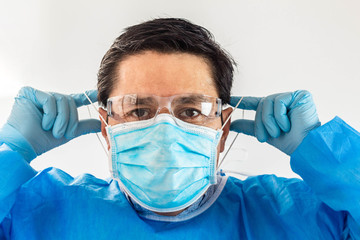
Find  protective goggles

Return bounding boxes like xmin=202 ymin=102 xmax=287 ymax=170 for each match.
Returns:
xmin=107 ymin=94 xmax=222 ymax=125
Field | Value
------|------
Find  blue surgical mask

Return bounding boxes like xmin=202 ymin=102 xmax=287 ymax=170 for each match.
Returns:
xmin=106 ymin=114 xmax=222 ymax=213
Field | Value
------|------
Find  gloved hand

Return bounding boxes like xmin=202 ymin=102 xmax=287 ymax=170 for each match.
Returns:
xmin=230 ymin=90 xmax=321 ymax=155
xmin=0 ymin=86 xmax=101 ymax=162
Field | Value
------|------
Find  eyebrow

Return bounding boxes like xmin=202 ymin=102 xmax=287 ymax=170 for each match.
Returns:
xmin=135 ymin=97 xmax=157 ymax=105
xmin=175 ymin=95 xmax=209 ymax=104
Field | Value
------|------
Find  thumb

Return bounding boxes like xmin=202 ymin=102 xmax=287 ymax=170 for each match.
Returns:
xmin=70 ymin=90 xmax=98 ymax=108
xmin=74 ymin=119 xmax=101 ymax=137
xmin=230 ymin=119 xmax=255 ymax=137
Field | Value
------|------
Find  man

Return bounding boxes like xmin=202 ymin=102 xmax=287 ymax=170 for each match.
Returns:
xmin=0 ymin=18 xmax=359 ymax=239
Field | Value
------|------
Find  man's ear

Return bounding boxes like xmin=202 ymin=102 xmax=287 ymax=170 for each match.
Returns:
xmin=219 ymin=107 xmax=233 ymax=153
xmin=99 ymin=108 xmax=110 ymax=150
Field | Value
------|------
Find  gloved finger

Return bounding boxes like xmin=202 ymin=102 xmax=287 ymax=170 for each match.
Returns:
xmin=262 ymin=96 xmax=281 ymax=138
xmin=17 ymin=87 xmax=57 ymax=131
xmin=64 ymin=96 xmax=79 ymax=139
xmin=70 ymin=90 xmax=98 ymax=108
xmin=230 ymin=96 xmax=262 ymax=110
xmin=51 ymin=93 xmax=70 ymax=139
xmin=74 ymin=119 xmax=101 ymax=137
xmin=274 ymin=93 xmax=292 ymax=132
xmin=254 ymin=100 xmax=269 ymax=142
xmin=230 ymin=119 xmax=255 ymax=137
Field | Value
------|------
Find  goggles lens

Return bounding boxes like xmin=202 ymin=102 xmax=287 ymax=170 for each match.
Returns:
xmin=107 ymin=94 xmax=222 ymax=125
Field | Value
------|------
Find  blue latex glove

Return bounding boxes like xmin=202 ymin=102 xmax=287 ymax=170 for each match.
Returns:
xmin=0 ymin=86 xmax=101 ymax=162
xmin=230 ymin=90 xmax=321 ymax=155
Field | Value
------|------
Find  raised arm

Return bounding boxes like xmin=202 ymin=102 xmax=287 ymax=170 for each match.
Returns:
xmin=0 ymin=87 xmax=101 ymax=231
xmin=230 ymin=90 xmax=359 ymax=238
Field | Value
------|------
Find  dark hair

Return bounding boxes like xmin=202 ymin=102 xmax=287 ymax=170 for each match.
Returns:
xmin=97 ymin=18 xmax=236 ymax=106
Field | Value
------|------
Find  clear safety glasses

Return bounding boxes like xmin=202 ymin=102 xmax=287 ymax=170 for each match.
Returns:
xmin=106 ymin=94 xmax=222 ymax=125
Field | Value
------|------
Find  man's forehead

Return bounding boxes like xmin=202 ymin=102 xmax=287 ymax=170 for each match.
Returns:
xmin=110 ymin=51 xmax=219 ymax=98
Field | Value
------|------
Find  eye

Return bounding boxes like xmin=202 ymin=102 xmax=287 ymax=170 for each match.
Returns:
xmin=129 ymin=108 xmax=151 ymax=119
xmin=178 ymin=108 xmax=201 ymax=118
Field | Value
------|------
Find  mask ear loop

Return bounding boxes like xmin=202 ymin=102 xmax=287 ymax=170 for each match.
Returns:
xmin=220 ymin=97 xmax=243 ymax=131
xmin=83 ymin=92 xmax=109 ymax=156
xmin=217 ymin=97 xmax=244 ymax=170
xmin=83 ymin=92 xmax=108 ymax=127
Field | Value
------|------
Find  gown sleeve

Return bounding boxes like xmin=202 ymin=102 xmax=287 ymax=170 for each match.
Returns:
xmin=290 ymin=116 xmax=360 ymax=238
xmin=0 ymin=143 xmax=37 ymax=239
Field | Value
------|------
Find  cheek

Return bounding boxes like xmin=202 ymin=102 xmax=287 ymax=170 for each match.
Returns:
xmin=108 ymin=118 xmax=123 ymax=126
xmin=204 ymin=117 xmax=223 ymax=130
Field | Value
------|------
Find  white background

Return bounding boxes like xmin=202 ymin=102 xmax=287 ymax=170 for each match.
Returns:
xmin=1 ymin=0 xmax=359 ymax=180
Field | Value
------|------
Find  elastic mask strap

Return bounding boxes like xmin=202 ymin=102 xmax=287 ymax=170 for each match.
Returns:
xmin=83 ymin=92 xmax=108 ymax=127
xmin=217 ymin=97 xmax=244 ymax=170
xmin=220 ymin=96 xmax=243 ymax=131
xmin=83 ymin=92 xmax=108 ymax=156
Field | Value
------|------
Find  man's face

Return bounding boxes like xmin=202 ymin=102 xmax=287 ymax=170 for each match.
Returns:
xmin=99 ymin=50 xmax=232 ymax=215
xmin=100 ymin=50 xmax=232 ymax=153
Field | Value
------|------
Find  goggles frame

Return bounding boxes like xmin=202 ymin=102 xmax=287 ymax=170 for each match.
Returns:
xmin=106 ymin=93 xmax=222 ymax=124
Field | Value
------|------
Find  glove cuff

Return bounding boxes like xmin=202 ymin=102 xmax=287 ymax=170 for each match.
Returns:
xmin=0 ymin=124 xmax=37 ymax=162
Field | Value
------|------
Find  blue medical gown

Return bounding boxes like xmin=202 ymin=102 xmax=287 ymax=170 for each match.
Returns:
xmin=0 ymin=117 xmax=359 ymax=239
